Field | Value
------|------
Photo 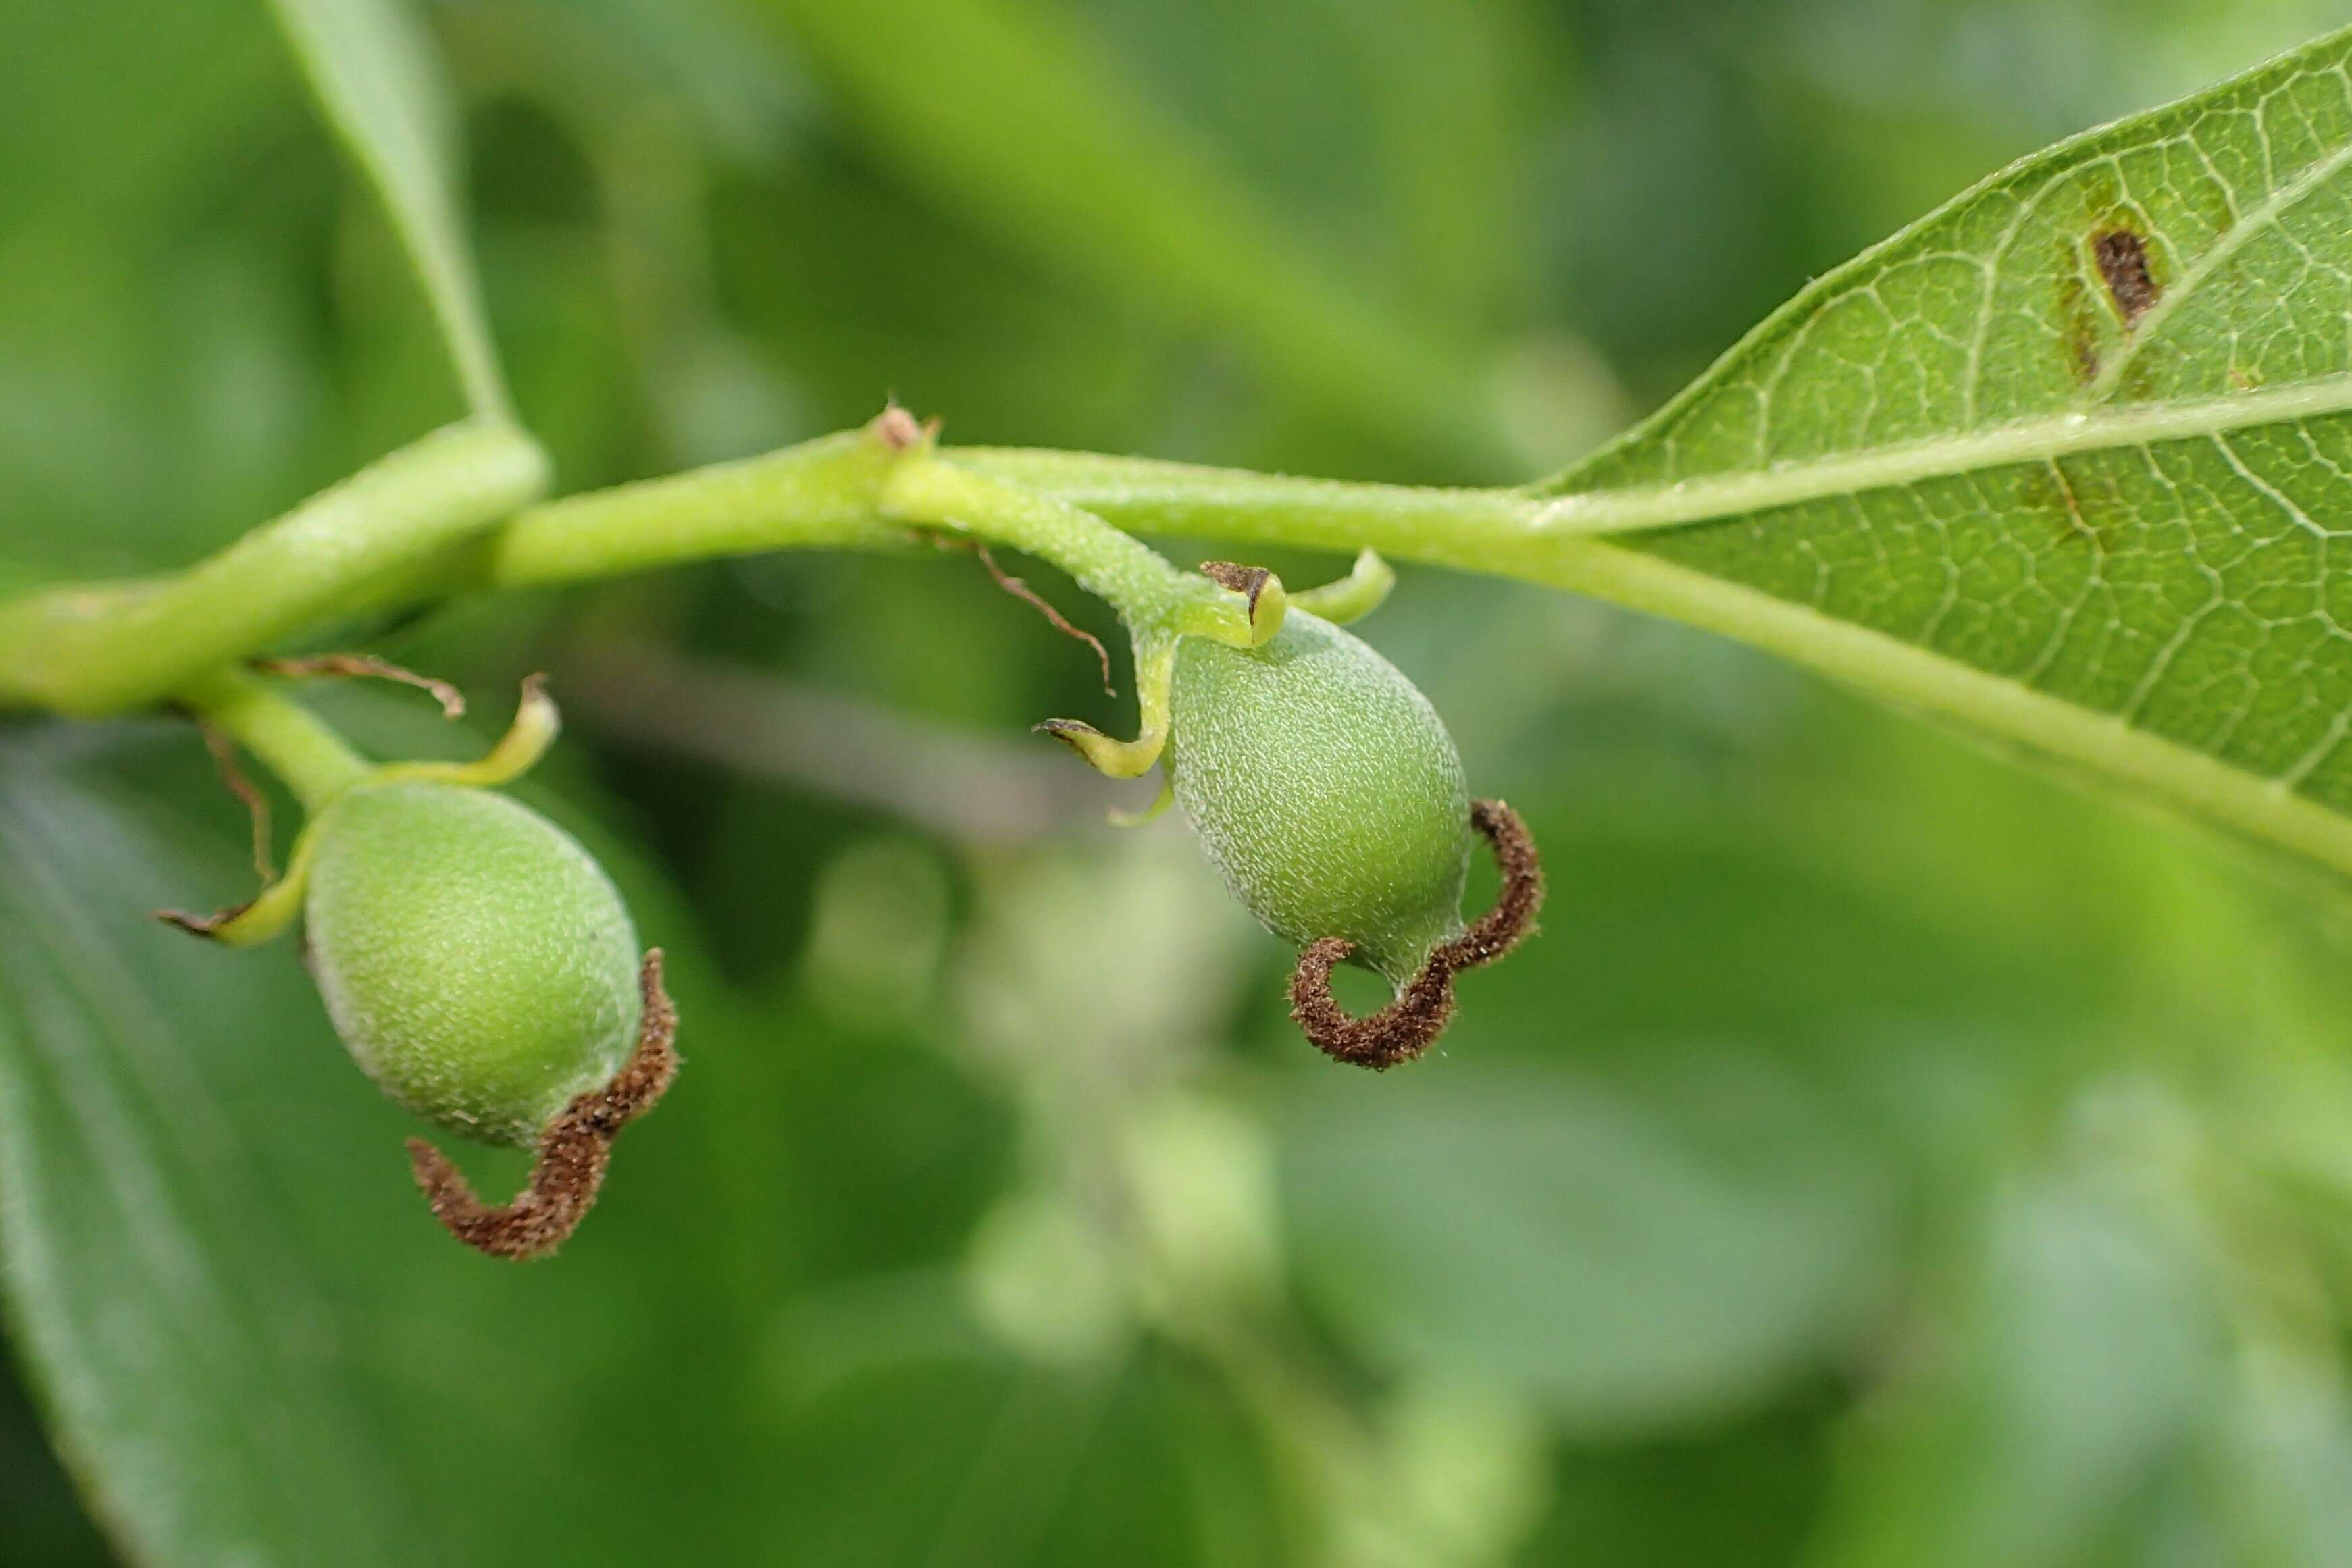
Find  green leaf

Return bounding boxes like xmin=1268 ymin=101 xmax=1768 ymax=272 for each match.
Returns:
xmin=0 ymin=720 xmax=758 ymax=1567
xmin=1528 ymin=26 xmax=2352 ymax=881
xmin=0 ymin=727 xmax=407 ymax=1566
xmin=748 ymin=1349 xmax=1274 ymax=1568
xmin=265 ymin=0 xmax=511 ymax=420
xmin=1278 ymin=1060 xmax=1894 ymax=1436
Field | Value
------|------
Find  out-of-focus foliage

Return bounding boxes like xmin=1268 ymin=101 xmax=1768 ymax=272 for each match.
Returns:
xmin=7 ymin=1 xmax=2352 ymax=1565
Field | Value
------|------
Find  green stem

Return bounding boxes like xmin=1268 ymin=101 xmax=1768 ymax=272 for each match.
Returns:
xmin=963 ymin=448 xmax=2352 ymax=881
xmin=477 ymin=429 xmax=910 ymax=589
xmin=14 ymin=417 xmax=2347 ymax=888
xmin=0 ymin=421 xmax=548 ymax=716
xmin=178 ymin=667 xmax=372 ymax=813
xmin=879 ymin=451 xmax=1201 ymax=629
xmin=950 ymin=447 xmax=1556 ymax=578
xmin=0 ymin=423 xmax=1508 ymax=721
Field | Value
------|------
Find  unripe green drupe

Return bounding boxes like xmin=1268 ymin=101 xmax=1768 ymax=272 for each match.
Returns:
xmin=303 ymin=781 xmax=643 ymax=1147
xmin=1167 ymin=610 xmax=1473 ymax=987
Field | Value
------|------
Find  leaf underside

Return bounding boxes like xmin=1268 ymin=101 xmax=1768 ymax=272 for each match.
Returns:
xmin=265 ymin=0 xmax=511 ymax=420
xmin=0 ymin=731 xmax=405 ymax=1567
xmin=1543 ymin=26 xmax=2352 ymax=865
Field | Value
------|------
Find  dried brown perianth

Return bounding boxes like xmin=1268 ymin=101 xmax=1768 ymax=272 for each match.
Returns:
xmin=406 ymin=949 xmax=680 ymax=1260
xmin=1288 ymin=799 xmax=1543 ymax=1069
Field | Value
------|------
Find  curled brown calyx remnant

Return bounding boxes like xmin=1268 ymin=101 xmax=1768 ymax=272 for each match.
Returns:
xmin=1289 ymin=800 xmax=1543 ymax=1070
xmin=407 ymin=949 xmax=680 ymax=1261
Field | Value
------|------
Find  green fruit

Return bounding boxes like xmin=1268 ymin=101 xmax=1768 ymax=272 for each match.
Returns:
xmin=1167 ymin=610 xmax=1472 ymax=985
xmin=303 ymin=781 xmax=642 ymax=1147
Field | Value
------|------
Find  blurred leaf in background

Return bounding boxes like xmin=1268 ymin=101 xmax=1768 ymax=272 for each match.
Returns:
xmin=12 ymin=1 xmax=2352 ymax=1566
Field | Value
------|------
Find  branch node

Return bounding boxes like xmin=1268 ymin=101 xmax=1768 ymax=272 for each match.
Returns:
xmin=872 ymin=404 xmax=925 ymax=451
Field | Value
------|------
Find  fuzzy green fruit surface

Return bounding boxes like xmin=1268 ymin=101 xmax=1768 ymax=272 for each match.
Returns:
xmin=304 ymin=781 xmax=642 ymax=1147
xmin=1168 ymin=610 xmax=1471 ymax=985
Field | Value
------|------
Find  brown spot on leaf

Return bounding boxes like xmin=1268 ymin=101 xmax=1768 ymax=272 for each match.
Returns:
xmin=2070 ymin=330 xmax=2101 ymax=384
xmin=2014 ymin=460 xmax=2114 ymax=564
xmin=2093 ymin=229 xmax=2159 ymax=325
xmin=2055 ymin=264 xmax=2101 ymax=385
xmin=2044 ymin=461 xmax=2105 ymax=560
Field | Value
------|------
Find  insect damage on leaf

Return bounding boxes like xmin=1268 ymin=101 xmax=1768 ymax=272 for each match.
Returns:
xmin=2091 ymin=228 xmax=2159 ymax=325
xmin=2057 ymin=265 xmax=2103 ymax=384
xmin=2014 ymin=459 xmax=2111 ymax=561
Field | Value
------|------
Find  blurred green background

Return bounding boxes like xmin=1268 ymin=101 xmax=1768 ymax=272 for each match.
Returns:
xmin=11 ymin=1 xmax=2352 ymax=1564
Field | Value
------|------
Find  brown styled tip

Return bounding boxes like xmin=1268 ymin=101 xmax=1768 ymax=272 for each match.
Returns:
xmin=1033 ymin=716 xmax=1107 ymax=756
xmin=407 ymin=949 xmax=680 ymax=1261
xmin=1199 ymin=561 xmax=1273 ymax=626
xmin=157 ymin=901 xmax=255 ymax=939
xmin=1289 ymin=936 xmax=1458 ymax=1069
xmin=1288 ymin=800 xmax=1544 ymax=1070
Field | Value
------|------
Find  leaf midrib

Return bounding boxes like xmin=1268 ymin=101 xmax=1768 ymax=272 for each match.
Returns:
xmin=1531 ymin=374 xmax=2352 ymax=535
xmin=1533 ymin=535 xmax=2352 ymax=881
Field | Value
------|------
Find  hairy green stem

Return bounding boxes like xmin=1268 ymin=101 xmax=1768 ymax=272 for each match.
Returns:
xmin=478 ymin=429 xmax=909 ymax=589
xmin=13 ymin=415 xmax=2347 ymax=888
xmin=0 ymin=421 xmax=548 ymax=717
xmin=0 ymin=421 xmax=1536 ymax=723
xmin=880 ymin=451 xmax=1200 ymax=628
xmin=950 ymin=447 xmax=1556 ymax=577
xmin=177 ymin=668 xmax=372 ymax=813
